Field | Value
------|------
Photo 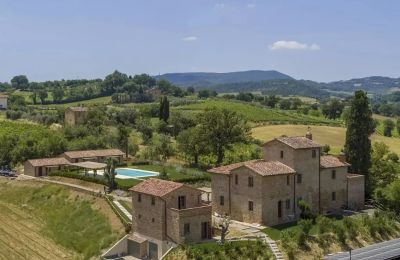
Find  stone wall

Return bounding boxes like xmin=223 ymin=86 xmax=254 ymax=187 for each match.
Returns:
xmin=347 ymin=174 xmax=365 ymax=210
xmin=211 ymin=173 xmax=230 ymax=216
xmin=320 ymin=167 xmax=348 ymax=214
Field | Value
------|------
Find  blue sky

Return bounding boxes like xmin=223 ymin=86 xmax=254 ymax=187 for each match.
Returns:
xmin=0 ymin=0 xmax=399 ymax=82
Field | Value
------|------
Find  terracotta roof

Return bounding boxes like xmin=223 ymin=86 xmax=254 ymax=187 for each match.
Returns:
xmin=130 ymin=178 xmax=184 ymax=197
xmin=63 ymin=149 xmax=124 ymax=159
xmin=265 ymin=136 xmax=322 ymax=149
xmin=67 ymin=107 xmax=88 ymax=112
xmin=27 ymin=157 xmax=70 ymax=167
xmin=208 ymin=160 xmax=296 ymax=176
xmin=0 ymin=95 xmax=8 ymax=98
xmin=320 ymin=156 xmax=350 ymax=168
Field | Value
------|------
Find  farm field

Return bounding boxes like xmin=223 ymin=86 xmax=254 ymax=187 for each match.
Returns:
xmin=33 ymin=95 xmax=111 ymax=108
xmin=175 ymin=99 xmax=340 ymax=125
xmin=0 ymin=179 xmax=124 ymax=259
xmin=252 ymin=124 xmax=400 ymax=154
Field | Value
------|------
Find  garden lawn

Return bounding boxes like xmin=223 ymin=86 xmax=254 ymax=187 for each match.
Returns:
xmin=165 ymin=240 xmax=273 ymax=260
xmin=130 ymin=164 xmax=210 ymax=182
xmin=262 ymin=220 xmax=320 ymax=240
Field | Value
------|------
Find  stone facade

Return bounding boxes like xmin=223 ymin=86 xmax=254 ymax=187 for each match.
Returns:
xmin=130 ymin=179 xmax=212 ymax=258
xmin=210 ymin=135 xmax=365 ymax=227
xmin=64 ymin=107 xmax=88 ymax=126
xmin=0 ymin=95 xmax=8 ymax=109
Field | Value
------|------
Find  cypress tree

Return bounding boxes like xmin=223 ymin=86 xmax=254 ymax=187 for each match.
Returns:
xmin=163 ymin=96 xmax=170 ymax=122
xmin=159 ymin=97 xmax=164 ymax=121
xmin=344 ymin=90 xmax=375 ymax=196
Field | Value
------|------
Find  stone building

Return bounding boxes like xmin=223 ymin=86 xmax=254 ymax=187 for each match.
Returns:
xmin=128 ymin=178 xmax=212 ymax=259
xmin=24 ymin=157 xmax=71 ymax=177
xmin=64 ymin=106 xmax=88 ymax=126
xmin=209 ymin=133 xmax=365 ymax=226
xmin=62 ymin=149 xmax=124 ymax=163
xmin=0 ymin=95 xmax=8 ymax=109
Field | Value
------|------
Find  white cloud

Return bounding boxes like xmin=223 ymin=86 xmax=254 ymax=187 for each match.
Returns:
xmin=183 ymin=36 xmax=197 ymax=42
xmin=269 ymin=40 xmax=320 ymax=51
xmin=247 ymin=3 xmax=256 ymax=8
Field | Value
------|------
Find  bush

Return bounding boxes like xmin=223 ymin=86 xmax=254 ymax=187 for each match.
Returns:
xmin=316 ymin=216 xmax=335 ymax=234
xmin=49 ymin=171 xmax=107 ymax=186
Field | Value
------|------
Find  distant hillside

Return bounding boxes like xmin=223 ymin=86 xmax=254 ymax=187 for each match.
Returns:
xmin=154 ymin=70 xmax=293 ymax=87
xmin=324 ymin=76 xmax=400 ymax=94
xmin=210 ymin=80 xmax=330 ymax=99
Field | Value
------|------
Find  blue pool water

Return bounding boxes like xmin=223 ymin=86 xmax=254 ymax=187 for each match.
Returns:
xmin=115 ymin=168 xmax=159 ymax=178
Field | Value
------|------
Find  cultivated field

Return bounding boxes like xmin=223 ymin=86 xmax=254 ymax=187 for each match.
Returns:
xmin=176 ymin=99 xmax=340 ymax=125
xmin=252 ymin=124 xmax=400 ymax=154
xmin=0 ymin=179 xmax=124 ymax=259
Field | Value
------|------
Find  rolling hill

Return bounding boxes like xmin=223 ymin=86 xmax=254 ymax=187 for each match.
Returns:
xmin=155 ymin=70 xmax=292 ymax=87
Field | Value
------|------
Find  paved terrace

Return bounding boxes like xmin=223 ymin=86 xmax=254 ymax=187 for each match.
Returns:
xmin=325 ymin=238 xmax=400 ymax=260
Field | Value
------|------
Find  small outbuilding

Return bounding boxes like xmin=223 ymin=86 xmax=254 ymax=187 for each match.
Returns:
xmin=63 ymin=149 xmax=125 ymax=163
xmin=64 ymin=106 xmax=88 ymax=126
xmin=24 ymin=157 xmax=70 ymax=177
xmin=0 ymin=95 xmax=8 ymax=109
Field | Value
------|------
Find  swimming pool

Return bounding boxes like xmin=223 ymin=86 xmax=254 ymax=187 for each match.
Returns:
xmin=115 ymin=168 xmax=159 ymax=179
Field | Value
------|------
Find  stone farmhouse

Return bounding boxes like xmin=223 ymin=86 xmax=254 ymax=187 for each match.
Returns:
xmin=0 ymin=94 xmax=8 ymax=109
xmin=24 ymin=149 xmax=124 ymax=177
xmin=209 ymin=132 xmax=365 ymax=226
xmin=127 ymin=178 xmax=212 ymax=259
xmin=64 ymin=106 xmax=88 ymax=126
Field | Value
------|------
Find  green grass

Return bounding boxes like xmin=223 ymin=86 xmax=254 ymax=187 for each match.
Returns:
xmin=175 ymin=99 xmax=340 ymax=125
xmin=262 ymin=220 xmax=319 ymax=240
xmin=166 ymin=240 xmax=273 ymax=260
xmin=0 ymin=180 xmax=121 ymax=259
xmin=115 ymin=178 xmax=142 ymax=190
xmin=130 ymin=164 xmax=209 ymax=182
xmin=32 ymin=95 xmax=111 ymax=108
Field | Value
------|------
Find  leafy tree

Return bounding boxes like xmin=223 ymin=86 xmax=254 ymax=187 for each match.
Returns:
xmin=177 ymin=127 xmax=207 ymax=166
xmin=52 ymin=86 xmax=64 ymax=103
xmin=344 ymin=91 xmax=375 ymax=196
xmin=145 ymin=134 xmax=174 ymax=161
xmin=396 ymin=118 xmax=400 ymax=135
xmin=186 ymin=86 xmax=195 ymax=94
xmin=198 ymin=89 xmax=217 ymax=99
xmin=290 ymin=98 xmax=303 ymax=110
xmin=136 ymin=118 xmax=153 ymax=144
xmin=236 ymin=92 xmax=254 ymax=102
xmin=102 ymin=70 xmax=128 ymax=95
xmin=38 ymin=89 xmax=48 ymax=104
xmin=279 ymin=99 xmax=292 ymax=110
xmin=133 ymin=73 xmax=156 ymax=87
xmin=11 ymin=75 xmax=29 ymax=90
xmin=104 ymin=158 xmax=117 ymax=191
xmin=374 ymin=180 xmax=400 ymax=214
xmin=198 ymin=107 xmax=250 ymax=165
xmin=383 ymin=119 xmax=395 ymax=137
xmin=117 ymin=124 xmax=131 ymax=157
xmin=159 ymin=96 xmax=170 ymax=122
xmin=321 ymin=99 xmax=344 ymax=120
xmin=158 ymin=167 xmax=170 ymax=180
xmin=322 ymin=144 xmax=331 ymax=155
xmin=369 ymin=142 xmax=399 ymax=191
xmin=264 ymin=95 xmax=280 ymax=108
xmin=298 ymin=200 xmax=313 ymax=220
xmin=169 ymin=111 xmax=196 ymax=137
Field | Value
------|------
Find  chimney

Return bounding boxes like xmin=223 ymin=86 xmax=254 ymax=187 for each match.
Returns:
xmin=305 ymin=126 xmax=312 ymax=140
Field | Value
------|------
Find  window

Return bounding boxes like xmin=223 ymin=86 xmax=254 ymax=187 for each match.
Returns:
xmin=297 ymin=174 xmax=302 ymax=184
xmin=178 ymin=196 xmax=186 ymax=209
xmin=280 ymin=151 xmax=284 ymax=158
xmin=235 ymin=174 xmax=238 ymax=185
xmin=286 ymin=175 xmax=290 ymax=185
xmin=285 ymin=199 xmax=290 ymax=209
xmin=248 ymin=201 xmax=254 ymax=211
xmin=138 ymin=194 xmax=141 ymax=202
xmin=248 ymin=176 xmax=254 ymax=187
xmin=152 ymin=218 xmax=155 ymax=223
xmin=184 ymin=223 xmax=191 ymax=235
xmin=332 ymin=170 xmax=336 ymax=179
xmin=278 ymin=201 xmax=282 ymax=218
xmin=138 ymin=214 xmax=142 ymax=219
xmin=332 ymin=192 xmax=336 ymax=201
xmin=151 ymin=196 xmax=155 ymax=205
xmin=220 ymin=196 xmax=225 ymax=206
xmin=312 ymin=149 xmax=316 ymax=158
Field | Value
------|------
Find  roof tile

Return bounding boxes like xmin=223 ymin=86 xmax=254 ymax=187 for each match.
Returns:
xmin=63 ymin=149 xmax=124 ymax=159
xmin=208 ymin=160 xmax=296 ymax=176
xmin=265 ymin=136 xmax=322 ymax=149
xmin=320 ymin=155 xmax=350 ymax=168
xmin=130 ymin=178 xmax=184 ymax=197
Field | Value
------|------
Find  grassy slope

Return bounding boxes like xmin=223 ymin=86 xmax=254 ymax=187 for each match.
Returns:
xmin=32 ymin=96 xmax=111 ymax=108
xmin=252 ymin=124 xmax=400 ymax=154
xmin=174 ymin=99 xmax=340 ymax=125
xmin=0 ymin=179 xmax=124 ymax=259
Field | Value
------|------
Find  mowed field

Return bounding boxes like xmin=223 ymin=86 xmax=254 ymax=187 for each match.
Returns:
xmin=0 ymin=179 xmax=124 ymax=260
xmin=252 ymin=124 xmax=400 ymax=154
